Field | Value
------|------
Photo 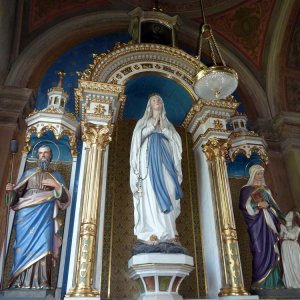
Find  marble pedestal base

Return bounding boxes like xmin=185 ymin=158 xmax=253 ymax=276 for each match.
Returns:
xmin=128 ymin=253 xmax=194 ymax=300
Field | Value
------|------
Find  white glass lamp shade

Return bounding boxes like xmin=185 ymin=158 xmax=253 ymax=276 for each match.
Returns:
xmin=194 ymin=66 xmax=238 ymax=100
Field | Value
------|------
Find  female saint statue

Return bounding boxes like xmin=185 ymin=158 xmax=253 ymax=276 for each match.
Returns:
xmin=280 ymin=210 xmax=300 ymax=288
xmin=239 ymin=164 xmax=285 ymax=289
xmin=130 ymin=94 xmax=183 ymax=248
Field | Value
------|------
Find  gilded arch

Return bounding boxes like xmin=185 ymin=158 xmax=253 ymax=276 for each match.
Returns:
xmin=77 ymin=43 xmax=202 ymax=107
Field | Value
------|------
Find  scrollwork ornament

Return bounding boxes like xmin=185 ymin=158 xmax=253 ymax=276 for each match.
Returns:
xmin=82 ymin=122 xmax=112 ymax=150
xmin=223 ymin=227 xmax=238 ymax=241
xmin=80 ymin=223 xmax=97 ymax=236
xmin=202 ymin=138 xmax=231 ymax=161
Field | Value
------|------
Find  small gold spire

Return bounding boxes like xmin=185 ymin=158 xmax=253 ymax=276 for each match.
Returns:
xmin=57 ymin=71 xmax=66 ymax=88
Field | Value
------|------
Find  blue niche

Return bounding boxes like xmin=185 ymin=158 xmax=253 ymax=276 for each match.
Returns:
xmin=27 ymin=131 xmax=73 ymax=162
xmin=36 ymin=33 xmax=131 ymax=113
xmin=124 ymin=75 xmax=194 ymax=126
xmin=227 ymin=152 xmax=263 ymax=178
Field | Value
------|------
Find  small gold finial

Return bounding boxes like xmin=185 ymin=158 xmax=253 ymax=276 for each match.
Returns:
xmin=57 ymin=71 xmax=66 ymax=88
xmin=152 ymin=0 xmax=163 ymax=12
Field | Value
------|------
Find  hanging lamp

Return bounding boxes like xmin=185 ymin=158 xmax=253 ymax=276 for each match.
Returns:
xmin=194 ymin=0 xmax=238 ymax=100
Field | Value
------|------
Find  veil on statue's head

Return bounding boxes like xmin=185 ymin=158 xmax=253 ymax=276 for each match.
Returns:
xmin=246 ymin=164 xmax=266 ymax=186
xmin=139 ymin=93 xmax=169 ymax=128
xmin=285 ymin=210 xmax=300 ymax=227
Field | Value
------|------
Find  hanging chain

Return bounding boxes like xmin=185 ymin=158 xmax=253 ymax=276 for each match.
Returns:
xmin=197 ymin=34 xmax=203 ymax=61
xmin=211 ymin=34 xmax=226 ymax=66
xmin=208 ymin=39 xmax=216 ymax=65
xmin=198 ymin=0 xmax=226 ymax=67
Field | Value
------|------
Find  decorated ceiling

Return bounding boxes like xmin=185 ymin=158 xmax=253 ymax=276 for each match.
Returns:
xmin=20 ymin=0 xmax=300 ymax=119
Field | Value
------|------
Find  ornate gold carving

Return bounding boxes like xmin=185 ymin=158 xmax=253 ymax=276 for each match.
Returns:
xmin=24 ymin=125 xmax=78 ymax=157
xmin=113 ymin=42 xmax=127 ymax=50
xmin=162 ymin=66 xmax=175 ymax=74
xmin=202 ymin=138 xmax=230 ymax=160
xmin=121 ymin=66 xmax=133 ymax=75
xmin=78 ymin=43 xmax=201 ymax=82
xmin=61 ymin=129 xmax=77 ymax=157
xmin=23 ymin=127 xmax=37 ymax=152
xmin=218 ymin=241 xmax=248 ymax=296
xmin=229 ymin=146 xmax=268 ymax=164
xmin=191 ymin=114 xmax=228 ymax=137
xmin=75 ymin=81 xmax=125 ymax=116
xmin=222 ymin=227 xmax=238 ymax=241
xmin=78 ymin=80 xmax=125 ymax=94
xmin=74 ymin=88 xmax=82 ymax=115
xmin=183 ymin=75 xmax=193 ymax=85
xmin=183 ymin=98 xmax=239 ymax=129
xmin=150 ymin=235 xmax=158 ymax=242
xmin=118 ymin=94 xmax=127 ymax=120
xmin=230 ymin=131 xmax=259 ymax=138
xmin=27 ymin=109 xmax=38 ymax=117
xmin=65 ymin=112 xmax=77 ymax=121
xmin=43 ymin=107 xmax=62 ymax=114
xmin=37 ymin=125 xmax=59 ymax=138
xmin=93 ymin=104 xmax=105 ymax=115
xmin=193 ymin=129 xmax=231 ymax=150
xmin=82 ymin=123 xmax=112 ymax=150
xmin=214 ymin=119 xmax=223 ymax=129
xmin=80 ymin=223 xmax=97 ymax=236
xmin=141 ymin=63 xmax=153 ymax=69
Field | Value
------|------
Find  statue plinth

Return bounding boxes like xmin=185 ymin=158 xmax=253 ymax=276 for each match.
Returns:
xmin=128 ymin=253 xmax=194 ymax=300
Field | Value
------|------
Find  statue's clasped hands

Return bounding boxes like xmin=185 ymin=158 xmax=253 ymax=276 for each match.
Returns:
xmin=154 ymin=114 xmax=165 ymax=130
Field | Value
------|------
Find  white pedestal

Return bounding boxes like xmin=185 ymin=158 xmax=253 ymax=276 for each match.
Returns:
xmin=128 ymin=253 xmax=194 ymax=300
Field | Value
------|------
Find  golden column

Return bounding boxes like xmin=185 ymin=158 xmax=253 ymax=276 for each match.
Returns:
xmin=202 ymin=137 xmax=248 ymax=297
xmin=66 ymin=123 xmax=112 ymax=297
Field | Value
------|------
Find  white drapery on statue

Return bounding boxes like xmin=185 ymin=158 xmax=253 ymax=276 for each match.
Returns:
xmin=130 ymin=94 xmax=183 ymax=243
xmin=281 ymin=211 xmax=300 ymax=288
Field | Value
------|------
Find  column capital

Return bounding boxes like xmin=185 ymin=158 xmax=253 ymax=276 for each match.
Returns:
xmin=81 ymin=122 xmax=112 ymax=150
xmin=202 ymin=137 xmax=231 ymax=161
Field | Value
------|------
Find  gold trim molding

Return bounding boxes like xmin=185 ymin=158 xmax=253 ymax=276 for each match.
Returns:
xmin=183 ymin=96 xmax=239 ymax=129
xmin=79 ymin=43 xmax=201 ymax=82
xmin=24 ymin=124 xmax=78 ymax=157
xmin=75 ymin=80 xmax=125 ymax=117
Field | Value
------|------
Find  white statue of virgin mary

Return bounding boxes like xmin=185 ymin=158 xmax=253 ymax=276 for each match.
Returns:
xmin=130 ymin=93 xmax=183 ymax=244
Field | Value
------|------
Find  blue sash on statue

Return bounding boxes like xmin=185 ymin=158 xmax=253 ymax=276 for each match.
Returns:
xmin=10 ymin=200 xmax=55 ymax=277
xmin=148 ymin=132 xmax=183 ymax=213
